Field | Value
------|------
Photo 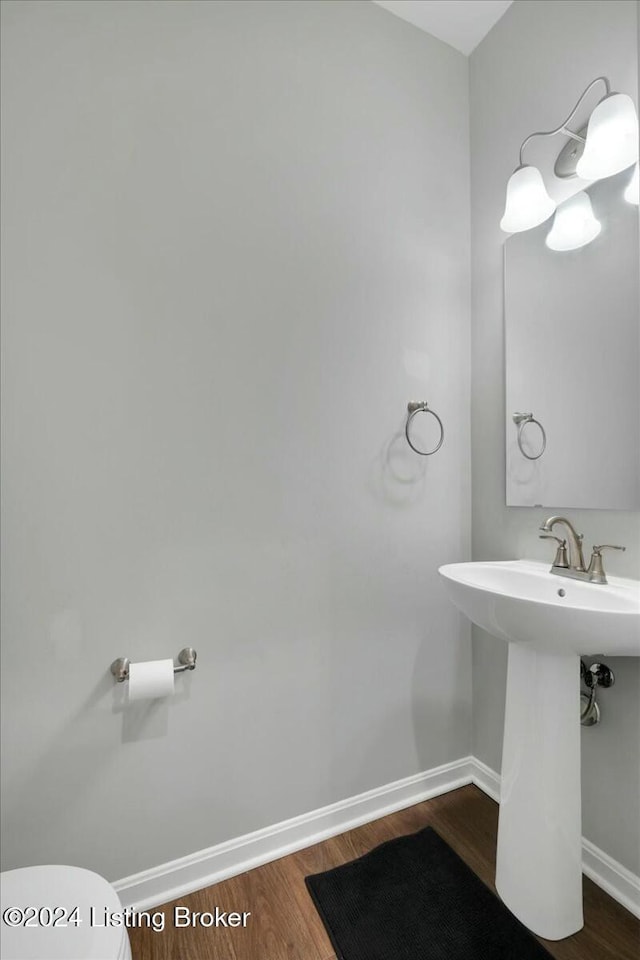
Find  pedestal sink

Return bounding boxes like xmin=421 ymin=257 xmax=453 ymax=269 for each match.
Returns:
xmin=438 ymin=559 xmax=640 ymax=941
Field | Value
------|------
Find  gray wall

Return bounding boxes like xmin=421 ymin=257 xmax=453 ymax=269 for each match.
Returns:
xmin=470 ymin=0 xmax=640 ymax=874
xmin=0 ymin=1 xmax=471 ymax=880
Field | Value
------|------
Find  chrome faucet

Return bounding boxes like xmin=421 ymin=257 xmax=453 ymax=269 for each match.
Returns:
xmin=539 ymin=515 xmax=625 ymax=584
xmin=540 ymin=516 xmax=586 ymax=572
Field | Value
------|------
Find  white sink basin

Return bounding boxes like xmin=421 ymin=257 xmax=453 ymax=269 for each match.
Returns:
xmin=439 ymin=559 xmax=640 ymax=655
xmin=438 ymin=558 xmax=640 ymax=941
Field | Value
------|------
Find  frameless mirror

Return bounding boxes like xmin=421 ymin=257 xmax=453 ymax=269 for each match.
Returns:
xmin=504 ymin=168 xmax=640 ymax=509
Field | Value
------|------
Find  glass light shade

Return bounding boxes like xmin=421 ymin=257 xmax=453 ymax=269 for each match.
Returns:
xmin=500 ymin=165 xmax=556 ymax=233
xmin=576 ymin=93 xmax=639 ymax=180
xmin=624 ymin=163 xmax=639 ymax=205
xmin=545 ymin=191 xmax=601 ymax=252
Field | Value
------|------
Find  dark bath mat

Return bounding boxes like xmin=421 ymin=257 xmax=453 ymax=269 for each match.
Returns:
xmin=305 ymin=826 xmax=553 ymax=960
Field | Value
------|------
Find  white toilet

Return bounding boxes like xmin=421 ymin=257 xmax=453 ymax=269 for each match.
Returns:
xmin=0 ymin=865 xmax=132 ymax=960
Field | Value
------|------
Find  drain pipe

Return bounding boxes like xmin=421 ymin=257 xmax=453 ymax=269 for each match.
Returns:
xmin=580 ymin=661 xmax=615 ymax=726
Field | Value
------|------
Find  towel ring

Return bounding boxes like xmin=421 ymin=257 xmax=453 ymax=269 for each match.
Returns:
xmin=405 ymin=402 xmax=444 ymax=456
xmin=513 ymin=412 xmax=546 ymax=460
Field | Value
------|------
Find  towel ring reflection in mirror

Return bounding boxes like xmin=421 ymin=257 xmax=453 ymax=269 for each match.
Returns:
xmin=513 ymin=412 xmax=546 ymax=460
xmin=405 ymin=402 xmax=444 ymax=456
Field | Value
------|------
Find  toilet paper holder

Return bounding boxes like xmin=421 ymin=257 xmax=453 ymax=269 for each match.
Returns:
xmin=110 ymin=647 xmax=197 ymax=683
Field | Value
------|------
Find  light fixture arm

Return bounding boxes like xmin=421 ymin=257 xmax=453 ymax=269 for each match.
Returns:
xmin=518 ymin=76 xmax=610 ymax=167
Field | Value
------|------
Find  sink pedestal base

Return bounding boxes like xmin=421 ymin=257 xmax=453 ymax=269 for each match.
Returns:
xmin=496 ymin=644 xmax=583 ymax=941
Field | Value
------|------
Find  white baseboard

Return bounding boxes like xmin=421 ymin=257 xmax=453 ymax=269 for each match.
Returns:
xmin=582 ymin=838 xmax=640 ymax=919
xmin=114 ymin=754 xmax=640 ymax=921
xmin=115 ymin=756 xmax=476 ymax=911
xmin=468 ymin=755 xmax=501 ymax=803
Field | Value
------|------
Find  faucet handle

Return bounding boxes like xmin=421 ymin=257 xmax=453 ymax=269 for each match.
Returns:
xmin=587 ymin=545 xmax=626 ymax=584
xmin=539 ymin=534 xmax=569 ymax=568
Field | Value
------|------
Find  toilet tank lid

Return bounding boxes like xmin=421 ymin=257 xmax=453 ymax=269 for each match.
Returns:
xmin=0 ymin=865 xmax=127 ymax=960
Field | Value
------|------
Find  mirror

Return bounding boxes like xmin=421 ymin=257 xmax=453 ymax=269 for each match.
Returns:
xmin=504 ymin=168 xmax=640 ymax=509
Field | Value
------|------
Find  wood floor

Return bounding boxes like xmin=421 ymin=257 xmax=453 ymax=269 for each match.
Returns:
xmin=128 ymin=785 xmax=639 ymax=960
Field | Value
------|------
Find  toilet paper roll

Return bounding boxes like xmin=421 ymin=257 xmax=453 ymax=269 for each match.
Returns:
xmin=128 ymin=659 xmax=175 ymax=701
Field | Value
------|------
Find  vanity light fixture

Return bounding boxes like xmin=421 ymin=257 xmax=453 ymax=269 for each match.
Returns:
xmin=576 ymin=93 xmax=639 ymax=180
xmin=500 ymin=166 xmax=556 ymax=233
xmin=545 ymin=191 xmax=601 ymax=252
xmin=625 ymin=163 xmax=639 ymax=205
xmin=501 ymin=77 xmax=639 ymax=234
